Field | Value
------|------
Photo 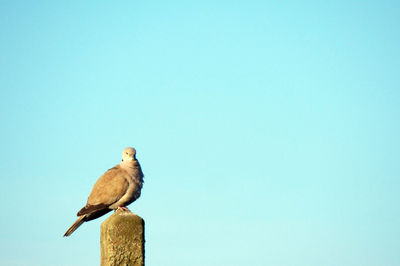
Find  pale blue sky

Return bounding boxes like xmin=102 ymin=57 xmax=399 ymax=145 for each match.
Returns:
xmin=0 ymin=1 xmax=399 ymax=265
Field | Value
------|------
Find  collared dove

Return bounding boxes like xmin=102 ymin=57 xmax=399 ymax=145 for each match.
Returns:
xmin=64 ymin=147 xmax=144 ymax=237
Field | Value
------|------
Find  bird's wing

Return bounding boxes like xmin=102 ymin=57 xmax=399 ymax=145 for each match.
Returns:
xmin=77 ymin=165 xmax=128 ymax=216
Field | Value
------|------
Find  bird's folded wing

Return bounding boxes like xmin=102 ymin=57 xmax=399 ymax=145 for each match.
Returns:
xmin=77 ymin=166 xmax=128 ymax=216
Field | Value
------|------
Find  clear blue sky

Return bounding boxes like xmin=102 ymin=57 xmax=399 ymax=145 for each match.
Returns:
xmin=1 ymin=1 xmax=399 ymax=265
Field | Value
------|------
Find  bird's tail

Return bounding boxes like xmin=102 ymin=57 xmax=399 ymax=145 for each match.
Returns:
xmin=64 ymin=216 xmax=86 ymax=237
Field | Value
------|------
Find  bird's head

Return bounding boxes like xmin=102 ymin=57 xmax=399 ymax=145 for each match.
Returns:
xmin=122 ymin=147 xmax=136 ymax=162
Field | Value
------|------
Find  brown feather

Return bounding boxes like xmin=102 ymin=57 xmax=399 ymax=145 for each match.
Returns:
xmin=77 ymin=203 xmax=108 ymax=216
xmin=63 ymin=216 xmax=86 ymax=237
xmin=86 ymin=166 xmax=129 ymax=207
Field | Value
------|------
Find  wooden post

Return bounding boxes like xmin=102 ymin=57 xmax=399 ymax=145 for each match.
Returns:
xmin=101 ymin=209 xmax=145 ymax=266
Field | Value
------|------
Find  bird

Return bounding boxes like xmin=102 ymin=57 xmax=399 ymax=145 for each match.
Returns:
xmin=64 ymin=147 xmax=144 ymax=237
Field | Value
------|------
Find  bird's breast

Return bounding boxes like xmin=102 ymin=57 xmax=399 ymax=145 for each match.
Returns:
xmin=109 ymin=162 xmax=143 ymax=209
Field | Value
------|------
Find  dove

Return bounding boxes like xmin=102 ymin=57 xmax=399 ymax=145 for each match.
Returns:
xmin=64 ymin=147 xmax=144 ymax=237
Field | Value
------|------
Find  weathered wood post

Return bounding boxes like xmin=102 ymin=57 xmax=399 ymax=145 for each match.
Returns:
xmin=101 ymin=209 xmax=145 ymax=266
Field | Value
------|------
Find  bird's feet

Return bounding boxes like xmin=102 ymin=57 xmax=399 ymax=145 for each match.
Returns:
xmin=117 ymin=206 xmax=130 ymax=211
